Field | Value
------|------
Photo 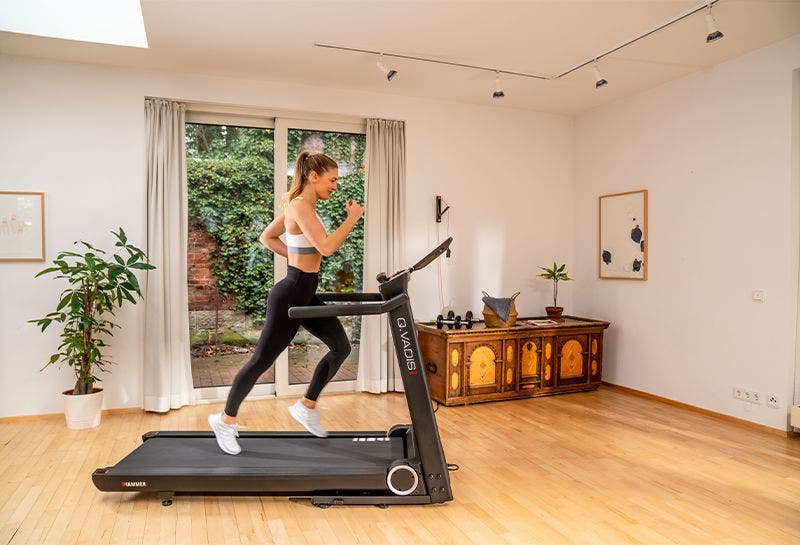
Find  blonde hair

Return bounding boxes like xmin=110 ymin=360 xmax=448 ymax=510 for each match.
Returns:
xmin=282 ymin=152 xmax=338 ymax=208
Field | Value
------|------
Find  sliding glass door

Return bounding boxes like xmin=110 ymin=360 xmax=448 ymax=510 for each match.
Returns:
xmin=186 ymin=113 xmax=365 ymax=401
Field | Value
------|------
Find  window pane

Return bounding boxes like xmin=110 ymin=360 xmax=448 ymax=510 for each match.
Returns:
xmin=186 ymin=123 xmax=275 ymax=388
xmin=287 ymin=129 xmax=366 ymax=384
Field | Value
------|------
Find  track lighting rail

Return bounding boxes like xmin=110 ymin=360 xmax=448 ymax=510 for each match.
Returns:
xmin=315 ymin=0 xmax=723 ymax=91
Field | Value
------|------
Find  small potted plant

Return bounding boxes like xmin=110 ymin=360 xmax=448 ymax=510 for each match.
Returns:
xmin=538 ymin=262 xmax=572 ymax=320
xmin=30 ymin=228 xmax=154 ymax=429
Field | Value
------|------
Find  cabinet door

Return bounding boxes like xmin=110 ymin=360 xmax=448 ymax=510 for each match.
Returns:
xmin=556 ymin=334 xmax=589 ymax=386
xmin=518 ymin=337 xmax=542 ymax=390
xmin=465 ymin=340 xmax=502 ymax=396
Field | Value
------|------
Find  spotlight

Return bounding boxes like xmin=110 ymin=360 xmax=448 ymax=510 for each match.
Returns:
xmin=704 ymin=6 xmax=724 ymax=43
xmin=376 ymin=55 xmax=397 ymax=81
xmin=492 ymin=72 xmax=505 ymax=99
xmin=592 ymin=63 xmax=608 ymax=89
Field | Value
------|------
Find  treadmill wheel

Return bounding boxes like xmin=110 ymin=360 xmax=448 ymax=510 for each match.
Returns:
xmin=317 ymin=503 xmax=331 ymax=509
xmin=387 ymin=464 xmax=419 ymax=496
xmin=162 ymin=499 xmax=173 ymax=507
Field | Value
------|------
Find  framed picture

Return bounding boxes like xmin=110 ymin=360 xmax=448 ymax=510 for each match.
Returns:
xmin=0 ymin=191 xmax=45 ymax=261
xmin=599 ymin=189 xmax=647 ymax=280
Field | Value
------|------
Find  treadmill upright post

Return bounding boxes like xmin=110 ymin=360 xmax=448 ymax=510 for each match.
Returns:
xmin=380 ymin=272 xmax=453 ymax=503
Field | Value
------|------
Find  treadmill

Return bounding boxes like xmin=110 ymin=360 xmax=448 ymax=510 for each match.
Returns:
xmin=92 ymin=238 xmax=455 ymax=508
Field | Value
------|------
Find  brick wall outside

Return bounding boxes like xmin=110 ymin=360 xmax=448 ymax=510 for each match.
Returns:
xmin=188 ymin=221 xmax=234 ymax=312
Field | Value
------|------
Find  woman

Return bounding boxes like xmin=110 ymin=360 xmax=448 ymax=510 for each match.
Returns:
xmin=209 ymin=151 xmax=365 ymax=455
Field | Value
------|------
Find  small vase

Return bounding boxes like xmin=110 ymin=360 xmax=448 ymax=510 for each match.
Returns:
xmin=62 ymin=388 xmax=103 ymax=429
xmin=545 ymin=306 xmax=564 ymax=320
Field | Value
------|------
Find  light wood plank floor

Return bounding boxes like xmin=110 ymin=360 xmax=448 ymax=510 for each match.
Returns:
xmin=1 ymin=387 xmax=799 ymax=545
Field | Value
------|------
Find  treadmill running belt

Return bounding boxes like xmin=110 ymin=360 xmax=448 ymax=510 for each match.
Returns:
xmin=107 ymin=435 xmax=405 ymax=476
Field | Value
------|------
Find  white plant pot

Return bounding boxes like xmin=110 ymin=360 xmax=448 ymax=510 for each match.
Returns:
xmin=62 ymin=388 xmax=103 ymax=429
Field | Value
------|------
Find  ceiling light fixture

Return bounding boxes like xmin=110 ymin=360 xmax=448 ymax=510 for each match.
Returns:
xmin=704 ymin=4 xmax=724 ymax=43
xmin=492 ymin=72 xmax=505 ymax=99
xmin=592 ymin=62 xmax=608 ymax=89
xmin=376 ymin=54 xmax=398 ymax=82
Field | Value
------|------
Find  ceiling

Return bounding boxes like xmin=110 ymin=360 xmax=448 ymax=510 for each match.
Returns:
xmin=1 ymin=0 xmax=799 ymax=115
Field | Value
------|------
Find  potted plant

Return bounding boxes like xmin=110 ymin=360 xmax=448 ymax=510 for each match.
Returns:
xmin=538 ymin=262 xmax=572 ymax=320
xmin=30 ymin=228 xmax=154 ymax=429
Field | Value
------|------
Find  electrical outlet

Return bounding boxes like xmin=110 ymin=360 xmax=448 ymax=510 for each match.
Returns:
xmin=767 ymin=394 xmax=780 ymax=409
xmin=734 ymin=387 xmax=764 ymax=404
xmin=752 ymin=289 xmax=766 ymax=302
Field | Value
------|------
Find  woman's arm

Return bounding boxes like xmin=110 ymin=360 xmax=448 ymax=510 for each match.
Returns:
xmin=292 ymin=200 xmax=364 ymax=257
xmin=259 ymin=214 xmax=288 ymax=257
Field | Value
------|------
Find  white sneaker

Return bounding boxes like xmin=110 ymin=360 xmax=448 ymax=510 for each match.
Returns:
xmin=289 ymin=401 xmax=328 ymax=437
xmin=208 ymin=412 xmax=241 ymax=455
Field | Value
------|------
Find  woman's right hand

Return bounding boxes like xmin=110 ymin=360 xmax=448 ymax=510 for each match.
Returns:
xmin=345 ymin=199 xmax=365 ymax=221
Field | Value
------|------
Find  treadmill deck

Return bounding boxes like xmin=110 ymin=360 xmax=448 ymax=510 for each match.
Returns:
xmin=93 ymin=431 xmax=408 ymax=494
xmin=110 ymin=432 xmax=404 ymax=475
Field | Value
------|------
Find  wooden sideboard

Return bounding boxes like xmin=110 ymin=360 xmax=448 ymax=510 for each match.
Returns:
xmin=416 ymin=316 xmax=610 ymax=405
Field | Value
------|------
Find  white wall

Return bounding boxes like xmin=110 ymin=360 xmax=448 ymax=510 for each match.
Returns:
xmin=574 ymin=35 xmax=800 ymax=431
xmin=0 ymin=54 xmax=574 ymax=418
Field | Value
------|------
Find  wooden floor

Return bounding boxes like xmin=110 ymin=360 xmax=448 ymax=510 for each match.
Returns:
xmin=1 ymin=387 xmax=799 ymax=545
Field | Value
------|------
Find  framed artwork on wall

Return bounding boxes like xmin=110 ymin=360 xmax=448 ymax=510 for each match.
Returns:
xmin=0 ymin=191 xmax=45 ymax=262
xmin=599 ymin=189 xmax=647 ymax=280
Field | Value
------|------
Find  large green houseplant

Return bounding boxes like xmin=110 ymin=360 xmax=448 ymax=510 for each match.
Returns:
xmin=538 ymin=262 xmax=572 ymax=320
xmin=30 ymin=228 xmax=154 ymax=429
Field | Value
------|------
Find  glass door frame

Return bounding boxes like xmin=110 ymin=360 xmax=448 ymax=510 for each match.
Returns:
xmin=273 ymin=117 xmax=366 ymax=398
xmin=186 ymin=110 xmax=366 ymax=401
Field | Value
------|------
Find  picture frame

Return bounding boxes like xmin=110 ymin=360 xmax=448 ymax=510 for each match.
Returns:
xmin=0 ymin=191 xmax=45 ymax=262
xmin=599 ymin=189 xmax=647 ymax=280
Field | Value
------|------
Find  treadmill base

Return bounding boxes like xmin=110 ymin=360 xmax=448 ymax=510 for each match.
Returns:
xmin=310 ymin=494 xmax=433 ymax=508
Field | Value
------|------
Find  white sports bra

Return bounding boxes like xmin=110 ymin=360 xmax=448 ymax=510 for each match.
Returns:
xmin=286 ymin=197 xmax=324 ymax=255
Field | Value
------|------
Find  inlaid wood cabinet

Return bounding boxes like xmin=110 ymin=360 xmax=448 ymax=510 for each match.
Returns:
xmin=416 ymin=316 xmax=610 ymax=405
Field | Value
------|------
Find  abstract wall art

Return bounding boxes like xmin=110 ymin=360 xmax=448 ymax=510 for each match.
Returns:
xmin=599 ymin=189 xmax=647 ymax=280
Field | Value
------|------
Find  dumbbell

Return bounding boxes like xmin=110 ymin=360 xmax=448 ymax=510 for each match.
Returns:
xmin=435 ymin=310 xmax=474 ymax=330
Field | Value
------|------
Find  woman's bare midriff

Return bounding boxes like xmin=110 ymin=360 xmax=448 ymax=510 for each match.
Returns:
xmin=288 ymin=253 xmax=322 ymax=273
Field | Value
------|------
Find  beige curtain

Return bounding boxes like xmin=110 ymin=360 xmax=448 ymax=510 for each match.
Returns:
xmin=142 ymin=98 xmax=194 ymax=412
xmin=358 ymin=119 xmax=406 ymax=393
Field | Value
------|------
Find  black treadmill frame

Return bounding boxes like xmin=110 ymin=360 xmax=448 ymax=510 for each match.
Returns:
xmin=92 ymin=238 xmax=454 ymax=506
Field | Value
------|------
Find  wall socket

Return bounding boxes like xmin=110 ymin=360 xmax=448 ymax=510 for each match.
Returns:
xmin=766 ymin=394 xmax=780 ymax=409
xmin=733 ymin=386 xmax=762 ymax=404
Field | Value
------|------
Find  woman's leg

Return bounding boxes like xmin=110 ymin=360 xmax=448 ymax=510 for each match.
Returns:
xmin=300 ymin=295 xmax=352 ymax=403
xmin=223 ymin=283 xmax=301 ymax=419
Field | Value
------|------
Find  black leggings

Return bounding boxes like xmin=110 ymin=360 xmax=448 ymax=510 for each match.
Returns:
xmin=224 ymin=266 xmax=351 ymax=417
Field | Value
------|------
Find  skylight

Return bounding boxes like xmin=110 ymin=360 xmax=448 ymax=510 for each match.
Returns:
xmin=0 ymin=0 xmax=148 ymax=48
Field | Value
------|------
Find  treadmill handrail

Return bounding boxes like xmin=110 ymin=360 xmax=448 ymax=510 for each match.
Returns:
xmin=317 ymin=292 xmax=383 ymax=302
xmin=288 ymin=293 xmax=407 ymax=319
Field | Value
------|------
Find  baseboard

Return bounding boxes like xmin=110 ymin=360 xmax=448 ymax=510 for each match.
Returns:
xmin=602 ymin=382 xmax=791 ymax=437
xmin=0 ymin=406 xmax=143 ymax=423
